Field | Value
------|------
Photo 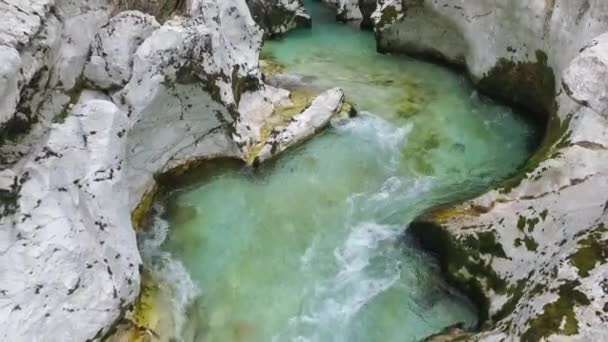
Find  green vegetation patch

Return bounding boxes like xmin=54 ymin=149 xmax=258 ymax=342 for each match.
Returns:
xmin=492 ymin=279 xmax=527 ymax=322
xmin=478 ymin=50 xmax=555 ymax=123
xmin=521 ymin=280 xmax=590 ymax=341
xmin=523 ymin=236 xmax=539 ymax=252
xmin=569 ymin=224 xmax=608 ymax=277
xmin=464 ymin=231 xmax=507 ymax=259
xmin=376 ymin=5 xmax=399 ymax=28
xmin=409 ymin=221 xmax=510 ymax=326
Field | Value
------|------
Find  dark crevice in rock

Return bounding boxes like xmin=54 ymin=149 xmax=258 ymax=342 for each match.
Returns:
xmin=477 ymin=50 xmax=556 ymax=125
xmin=408 ymin=220 xmax=491 ymax=330
xmin=112 ymin=0 xmax=186 ymax=22
xmin=358 ymin=0 xmax=377 ymax=30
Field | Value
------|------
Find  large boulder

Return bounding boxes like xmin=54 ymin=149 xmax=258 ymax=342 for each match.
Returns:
xmin=84 ymin=11 xmax=160 ymax=89
xmin=0 ymin=0 xmax=109 ymax=131
xmin=563 ymin=32 xmax=608 ymax=117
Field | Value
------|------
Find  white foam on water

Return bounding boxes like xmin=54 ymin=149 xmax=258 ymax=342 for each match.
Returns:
xmin=139 ymin=207 xmax=202 ymax=339
xmin=300 ymin=236 xmax=319 ymax=272
xmin=275 ymin=221 xmax=402 ymax=342
xmin=333 ymin=114 xmax=412 ymax=169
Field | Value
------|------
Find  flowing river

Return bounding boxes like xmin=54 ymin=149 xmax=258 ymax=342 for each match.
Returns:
xmin=139 ymin=1 xmax=539 ymax=341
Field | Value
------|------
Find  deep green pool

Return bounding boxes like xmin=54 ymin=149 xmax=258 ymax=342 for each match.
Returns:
xmin=140 ymin=1 xmax=539 ymax=341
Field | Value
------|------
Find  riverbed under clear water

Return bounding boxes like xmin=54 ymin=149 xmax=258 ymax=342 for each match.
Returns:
xmin=140 ymin=1 xmax=540 ymax=341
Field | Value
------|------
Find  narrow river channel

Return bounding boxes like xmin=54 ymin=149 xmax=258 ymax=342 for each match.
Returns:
xmin=139 ymin=1 xmax=540 ymax=341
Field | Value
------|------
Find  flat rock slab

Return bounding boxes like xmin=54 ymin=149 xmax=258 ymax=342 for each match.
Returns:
xmin=254 ymin=87 xmax=344 ymax=164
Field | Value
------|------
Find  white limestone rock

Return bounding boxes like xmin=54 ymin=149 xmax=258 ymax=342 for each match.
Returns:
xmin=84 ymin=11 xmax=160 ymax=89
xmin=0 ymin=0 xmax=60 ymax=127
xmin=320 ymin=0 xmax=376 ymax=26
xmin=117 ymin=0 xmax=290 ymax=207
xmin=51 ymin=0 xmax=113 ymax=90
xmin=373 ymin=0 xmax=608 ymax=86
xmin=255 ymin=87 xmax=344 ymax=164
xmin=0 ymin=97 xmax=141 ymax=342
xmin=0 ymin=46 xmax=24 ymax=126
xmin=563 ymin=32 xmax=608 ymax=119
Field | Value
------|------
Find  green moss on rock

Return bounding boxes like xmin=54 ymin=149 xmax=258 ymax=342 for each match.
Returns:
xmin=521 ymin=281 xmax=590 ymax=341
xmin=408 ymin=221 xmax=512 ymax=326
xmin=376 ymin=5 xmax=399 ymax=28
xmin=478 ymin=50 xmax=555 ymax=123
xmin=464 ymin=231 xmax=507 ymax=258
xmin=539 ymin=209 xmax=549 ymax=221
xmin=523 ymin=236 xmax=539 ymax=252
xmin=569 ymin=225 xmax=608 ymax=277
xmin=517 ymin=215 xmax=527 ymax=231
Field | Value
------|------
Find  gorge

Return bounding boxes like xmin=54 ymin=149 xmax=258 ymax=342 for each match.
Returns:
xmin=1 ymin=0 xmax=607 ymax=341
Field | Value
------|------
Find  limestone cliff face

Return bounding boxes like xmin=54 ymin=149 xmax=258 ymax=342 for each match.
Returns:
xmin=371 ymin=1 xmax=608 ymax=341
xmin=0 ymin=0 xmax=342 ymax=341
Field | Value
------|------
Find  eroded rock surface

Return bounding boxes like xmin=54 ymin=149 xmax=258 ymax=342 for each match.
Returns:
xmin=1 ymin=96 xmax=140 ymax=342
xmin=84 ymin=11 xmax=160 ymax=90
xmin=111 ymin=0 xmax=186 ymax=21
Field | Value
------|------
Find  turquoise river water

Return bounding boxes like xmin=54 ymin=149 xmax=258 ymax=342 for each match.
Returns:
xmin=140 ymin=1 xmax=539 ymax=341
